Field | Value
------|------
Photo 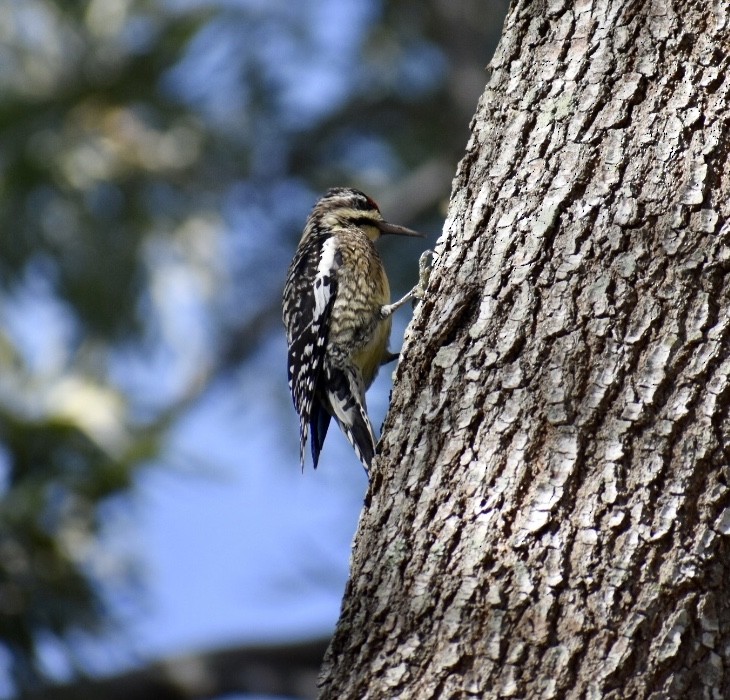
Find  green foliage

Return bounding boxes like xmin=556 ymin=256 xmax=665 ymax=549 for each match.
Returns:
xmin=0 ymin=0 xmax=210 ymax=688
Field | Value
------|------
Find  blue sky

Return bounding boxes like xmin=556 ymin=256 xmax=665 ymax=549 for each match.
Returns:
xmin=118 ymin=331 xmax=373 ymax=658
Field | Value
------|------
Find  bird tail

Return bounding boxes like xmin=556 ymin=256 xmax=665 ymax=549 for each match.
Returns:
xmin=309 ymin=402 xmax=332 ymax=469
xmin=298 ymin=416 xmax=309 ymax=472
xmin=325 ymin=366 xmax=376 ymax=472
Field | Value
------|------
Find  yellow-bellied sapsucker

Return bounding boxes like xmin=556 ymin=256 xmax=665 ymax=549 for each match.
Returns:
xmin=283 ymin=187 xmax=427 ymax=473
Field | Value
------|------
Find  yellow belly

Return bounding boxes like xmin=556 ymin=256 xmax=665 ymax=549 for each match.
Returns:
xmin=332 ymin=230 xmax=392 ymax=389
xmin=353 ymin=315 xmax=392 ymax=389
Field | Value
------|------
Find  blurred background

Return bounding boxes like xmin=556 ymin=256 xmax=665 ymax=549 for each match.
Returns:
xmin=0 ymin=0 xmax=508 ymax=697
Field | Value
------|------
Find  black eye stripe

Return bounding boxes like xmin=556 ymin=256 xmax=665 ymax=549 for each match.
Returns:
xmin=352 ymin=216 xmax=378 ymax=227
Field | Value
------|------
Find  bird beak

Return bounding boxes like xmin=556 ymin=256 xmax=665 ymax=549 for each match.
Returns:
xmin=377 ymin=220 xmax=425 ymax=237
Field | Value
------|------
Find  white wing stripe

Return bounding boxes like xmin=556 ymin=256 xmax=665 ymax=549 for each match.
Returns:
xmin=313 ymin=236 xmax=338 ymax=319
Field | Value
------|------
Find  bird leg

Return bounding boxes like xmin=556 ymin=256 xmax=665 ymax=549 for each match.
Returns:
xmin=379 ymin=249 xmax=434 ymax=319
xmin=414 ymin=248 xmax=434 ymax=301
xmin=379 ymin=250 xmax=434 ymax=367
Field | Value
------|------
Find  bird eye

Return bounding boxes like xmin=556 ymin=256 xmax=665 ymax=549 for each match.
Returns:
xmin=364 ymin=195 xmax=380 ymax=212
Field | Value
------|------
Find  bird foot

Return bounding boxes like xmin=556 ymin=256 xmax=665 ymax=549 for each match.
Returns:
xmin=412 ymin=249 xmax=434 ymax=302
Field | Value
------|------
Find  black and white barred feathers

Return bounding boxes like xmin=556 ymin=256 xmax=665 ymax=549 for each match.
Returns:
xmin=282 ymin=187 xmax=424 ymax=473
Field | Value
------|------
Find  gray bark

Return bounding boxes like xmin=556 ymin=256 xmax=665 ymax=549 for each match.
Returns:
xmin=319 ymin=1 xmax=730 ymax=698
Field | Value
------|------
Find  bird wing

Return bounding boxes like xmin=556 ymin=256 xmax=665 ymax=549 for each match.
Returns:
xmin=283 ymin=235 xmax=341 ymax=469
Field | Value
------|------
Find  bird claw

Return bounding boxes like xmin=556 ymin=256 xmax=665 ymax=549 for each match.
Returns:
xmin=381 ymin=249 xmax=434 ymax=318
xmin=413 ymin=249 xmax=434 ymax=302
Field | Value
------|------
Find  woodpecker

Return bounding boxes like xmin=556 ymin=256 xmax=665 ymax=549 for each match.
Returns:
xmin=283 ymin=187 xmax=428 ymax=473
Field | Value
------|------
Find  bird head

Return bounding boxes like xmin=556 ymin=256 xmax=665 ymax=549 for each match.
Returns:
xmin=310 ymin=187 xmax=423 ymax=242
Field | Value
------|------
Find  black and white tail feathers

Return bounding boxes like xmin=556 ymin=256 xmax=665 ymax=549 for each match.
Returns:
xmin=295 ymin=364 xmax=375 ymax=473
xmin=322 ymin=364 xmax=376 ymax=471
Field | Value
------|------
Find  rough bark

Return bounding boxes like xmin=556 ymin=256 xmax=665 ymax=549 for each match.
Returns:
xmin=319 ymin=1 xmax=730 ymax=698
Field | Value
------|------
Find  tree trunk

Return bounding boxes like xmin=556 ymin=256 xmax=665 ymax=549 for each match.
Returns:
xmin=319 ymin=1 xmax=730 ymax=698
